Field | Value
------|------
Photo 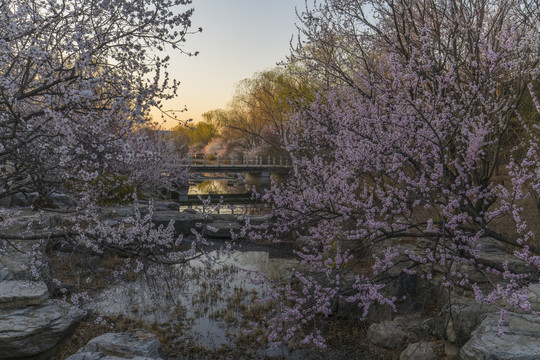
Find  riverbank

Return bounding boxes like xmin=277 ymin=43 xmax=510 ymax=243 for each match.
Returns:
xmin=3 ymin=201 xmax=540 ymax=360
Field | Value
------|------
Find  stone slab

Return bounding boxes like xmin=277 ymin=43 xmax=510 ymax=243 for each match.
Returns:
xmin=0 ymin=280 xmax=49 ymax=309
xmin=460 ymin=311 xmax=540 ymax=360
xmin=66 ymin=331 xmax=163 ymax=359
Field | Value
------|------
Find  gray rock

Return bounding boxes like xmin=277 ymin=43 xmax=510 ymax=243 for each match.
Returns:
xmin=445 ymin=299 xmax=493 ymax=345
xmin=152 ymin=201 xmax=180 ymax=212
xmin=0 ymin=269 xmax=11 ymax=281
xmin=525 ymin=283 xmax=540 ymax=312
xmin=0 ymin=195 xmax=12 ymax=207
xmin=102 ymin=219 xmax=119 ymax=227
xmin=182 ymin=208 xmax=198 ymax=214
xmin=66 ymin=331 xmax=163 ymax=360
xmin=152 ymin=211 xmax=255 ymax=239
xmin=10 ymin=192 xmax=39 ymax=207
xmin=0 ymin=299 xmax=86 ymax=358
xmin=44 ymin=193 xmax=78 ymax=209
xmin=205 ymin=220 xmax=243 ymax=238
xmin=394 ymin=313 xmax=429 ymax=335
xmin=166 ymin=202 xmax=180 ymax=210
xmin=0 ymin=240 xmax=48 ymax=281
xmin=367 ymin=320 xmax=408 ymax=349
xmin=400 ymin=342 xmax=437 ymax=360
xmin=460 ymin=311 xmax=540 ymax=360
xmin=113 ymin=207 xmax=136 ymax=217
xmin=67 ymin=354 xmax=157 ymax=360
xmin=151 ymin=210 xmax=205 ymax=236
xmin=476 ymin=238 xmax=529 ymax=275
xmin=0 ymin=280 xmax=49 ymax=309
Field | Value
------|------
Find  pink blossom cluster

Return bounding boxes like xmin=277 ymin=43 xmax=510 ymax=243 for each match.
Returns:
xmin=256 ymin=0 xmax=540 ymax=347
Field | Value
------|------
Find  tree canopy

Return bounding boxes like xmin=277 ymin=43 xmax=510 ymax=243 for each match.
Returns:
xmin=257 ymin=0 xmax=540 ymax=347
xmin=0 ymin=0 xmax=198 ymax=200
xmin=198 ymin=67 xmax=315 ymax=158
xmin=0 ymin=0 xmax=201 ymax=299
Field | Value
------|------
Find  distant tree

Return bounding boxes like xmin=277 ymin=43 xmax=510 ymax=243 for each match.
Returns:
xmin=171 ymin=120 xmax=219 ymax=153
xmin=202 ymin=67 xmax=315 ymax=158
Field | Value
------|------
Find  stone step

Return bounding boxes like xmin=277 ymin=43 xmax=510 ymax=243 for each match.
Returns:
xmin=0 ymin=280 xmax=49 ymax=309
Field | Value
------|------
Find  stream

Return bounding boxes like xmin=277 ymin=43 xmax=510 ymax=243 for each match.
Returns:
xmin=84 ymin=243 xmax=300 ymax=357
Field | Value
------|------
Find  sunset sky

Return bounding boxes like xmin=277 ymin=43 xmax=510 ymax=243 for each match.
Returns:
xmin=154 ymin=0 xmax=308 ymax=129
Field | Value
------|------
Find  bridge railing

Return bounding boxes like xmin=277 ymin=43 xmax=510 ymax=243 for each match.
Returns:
xmin=187 ymin=154 xmax=290 ymax=167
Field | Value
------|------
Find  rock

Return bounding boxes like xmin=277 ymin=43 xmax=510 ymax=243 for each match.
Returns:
xmin=66 ymin=331 xmax=164 ymax=360
xmin=460 ymin=311 xmax=540 ymax=360
xmin=0 ymin=299 xmax=86 ymax=359
xmin=182 ymin=208 xmax=198 ymax=214
xmin=400 ymin=342 xmax=436 ymax=360
xmin=10 ymin=192 xmax=39 ymax=207
xmin=525 ymin=283 xmax=540 ymax=312
xmin=42 ymin=193 xmax=78 ymax=209
xmin=365 ymin=303 xmax=394 ymax=323
xmin=445 ymin=299 xmax=493 ymax=345
xmin=367 ymin=320 xmax=408 ymax=349
xmin=151 ymin=201 xmax=180 ymax=211
xmin=0 ymin=240 xmax=47 ymax=281
xmin=166 ymin=202 xmax=180 ymax=210
xmin=0 ymin=280 xmax=49 ymax=309
xmin=0 ymin=269 xmax=11 ymax=281
xmin=394 ymin=313 xmax=429 ymax=336
xmin=67 ymin=354 xmax=157 ymax=360
xmin=112 ymin=207 xmax=136 ymax=217
xmin=151 ymin=210 xmax=204 ymax=236
xmin=476 ymin=237 xmax=529 ymax=275
xmin=205 ymin=220 xmax=243 ymax=238
xmin=0 ymin=195 xmax=12 ymax=207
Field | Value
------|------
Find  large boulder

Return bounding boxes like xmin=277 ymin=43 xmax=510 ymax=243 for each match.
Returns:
xmin=460 ymin=311 xmax=540 ymax=360
xmin=66 ymin=331 xmax=164 ymax=360
xmin=0 ymin=299 xmax=86 ymax=359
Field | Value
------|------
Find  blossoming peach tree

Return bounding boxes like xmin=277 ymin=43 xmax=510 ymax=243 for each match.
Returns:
xmin=257 ymin=0 xmax=540 ymax=347
xmin=0 ymin=0 xmax=212 ymax=297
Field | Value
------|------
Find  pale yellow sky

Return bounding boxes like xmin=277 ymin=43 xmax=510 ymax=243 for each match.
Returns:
xmin=151 ymin=0 xmax=306 ymax=129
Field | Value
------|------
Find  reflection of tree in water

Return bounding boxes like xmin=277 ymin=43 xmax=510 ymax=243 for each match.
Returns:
xmin=190 ymin=180 xmax=227 ymax=195
xmin=190 ymin=180 xmax=246 ymax=195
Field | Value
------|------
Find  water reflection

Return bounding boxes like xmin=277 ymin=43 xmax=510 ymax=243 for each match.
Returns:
xmin=189 ymin=173 xmax=281 ymax=195
xmin=189 ymin=180 xmax=239 ymax=195
xmin=85 ymin=249 xmax=298 ymax=351
xmin=184 ymin=173 xmax=274 ymax=215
